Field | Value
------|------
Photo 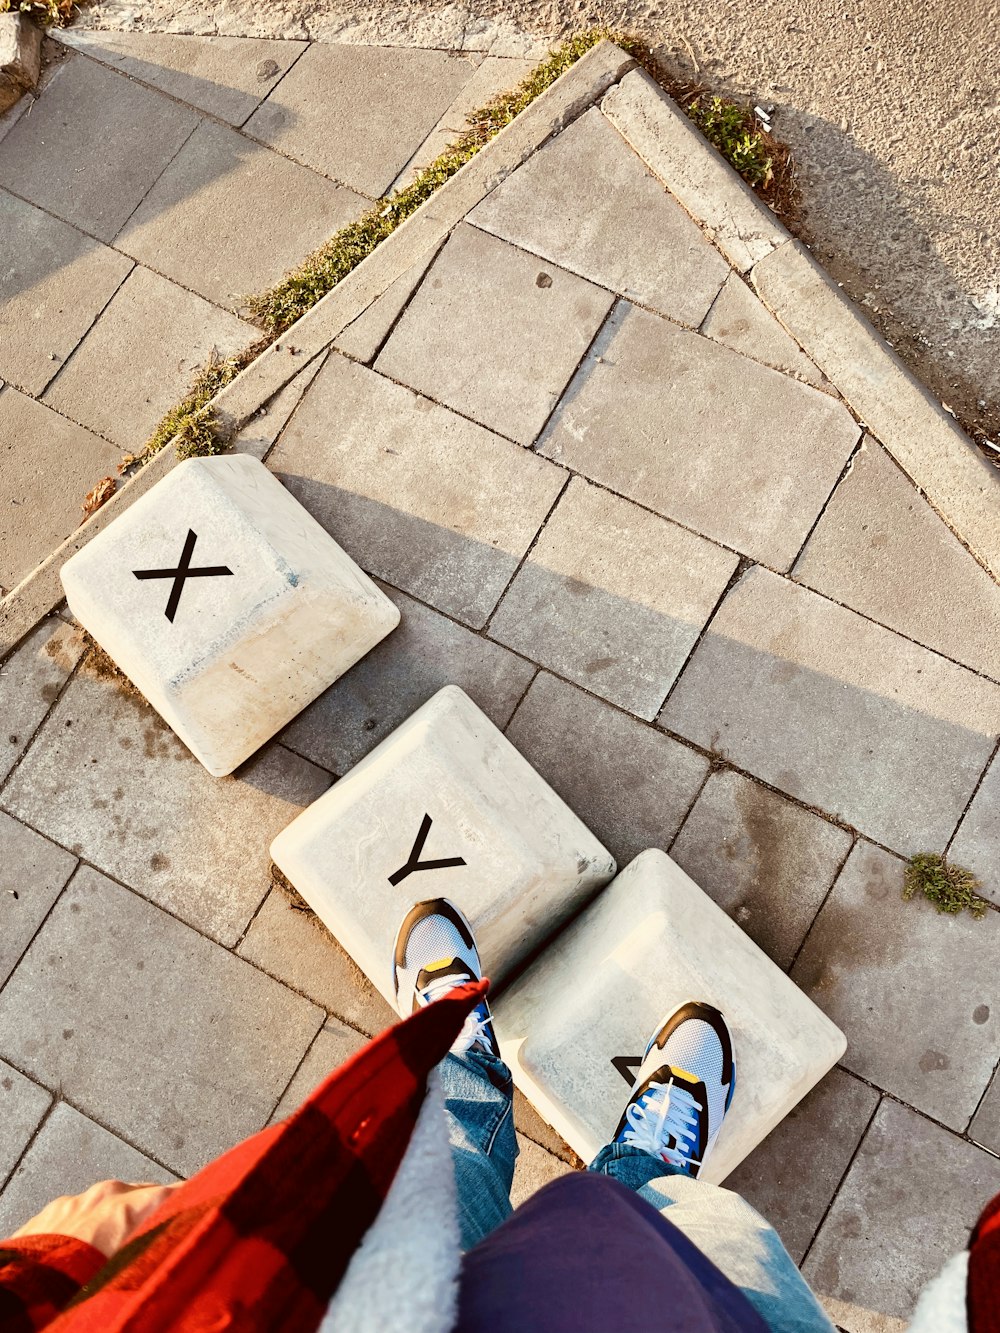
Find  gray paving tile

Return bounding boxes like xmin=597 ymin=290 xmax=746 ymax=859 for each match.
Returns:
xmin=470 ymin=107 xmax=729 ymax=327
xmin=701 ymin=271 xmax=827 ymax=388
xmin=0 ymin=867 xmax=323 ymax=1176
xmin=794 ymin=439 xmax=1000 ymax=683
xmin=57 ymin=30 xmax=307 ymax=125
xmin=231 ymin=354 xmax=327 ymax=462
xmin=0 ymin=1102 xmax=178 ymax=1236
xmin=238 ymin=887 xmax=396 ymax=1037
xmin=791 ymin=841 xmax=999 ymax=1129
xmin=117 ymin=120 xmax=366 ymax=312
xmin=1 ymin=657 xmax=331 ymax=946
xmin=376 ymin=223 xmax=614 ymax=445
xmin=660 ymin=567 xmax=1000 ymax=852
xmin=0 ymin=55 xmax=198 ymax=243
xmin=333 ymin=247 xmax=438 ymax=365
xmin=671 ymin=769 xmax=852 ymax=969
xmin=726 ymin=1068 xmax=878 ymax=1264
xmin=539 ymin=302 xmax=860 ymax=569
xmin=0 ymin=811 xmax=76 ymax=987
xmin=0 ymin=617 xmax=82 ymax=783
xmin=270 ymin=1018 xmax=368 ymax=1122
xmin=504 ymin=672 xmax=709 ymax=866
xmin=970 ymin=1069 xmax=1000 ymax=1154
xmin=243 ymin=43 xmax=476 ymax=196
xmin=951 ymin=750 xmax=1000 ymax=906
xmin=282 ymin=583 xmax=534 ymax=775
xmin=0 ymin=1060 xmax=50 ymax=1189
xmin=510 ymin=1133 xmax=572 ymax=1209
xmin=0 ymin=190 xmax=131 ymax=395
xmin=0 ymin=388 xmax=122 ymax=589
xmin=513 ymin=1089 xmax=575 ymax=1164
xmin=42 ymin=265 xmax=257 ymax=450
xmin=489 ymin=477 xmax=738 ymax=718
xmin=268 ymin=352 xmax=566 ymax=628
xmin=803 ymin=1099 xmax=1000 ymax=1328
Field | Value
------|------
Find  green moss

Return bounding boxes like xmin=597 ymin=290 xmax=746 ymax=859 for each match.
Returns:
xmin=125 ymin=353 xmax=246 ymax=471
xmin=903 ymin=852 xmax=986 ymax=919
xmin=686 ymin=95 xmax=773 ymax=188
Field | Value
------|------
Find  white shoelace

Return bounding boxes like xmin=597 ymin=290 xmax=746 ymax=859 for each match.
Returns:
xmin=418 ymin=973 xmax=493 ymax=1054
xmin=621 ymin=1079 xmax=702 ymax=1171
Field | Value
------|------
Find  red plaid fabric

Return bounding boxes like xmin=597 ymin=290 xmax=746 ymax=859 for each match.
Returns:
xmin=0 ymin=979 xmax=485 ymax=1332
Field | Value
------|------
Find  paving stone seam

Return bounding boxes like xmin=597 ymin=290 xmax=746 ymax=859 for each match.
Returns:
xmin=0 ymin=40 xmax=634 ymax=659
xmin=479 ymin=471 xmax=573 ymax=634
xmin=0 ymin=631 xmax=84 ymax=803
xmin=336 ymin=237 xmax=451 ymax=371
xmin=242 ymin=346 xmax=331 ymax=466
xmin=946 ymin=736 xmax=1000 ymax=860
xmin=797 ymin=1083 xmax=883 ymax=1271
xmin=785 ymin=434 xmax=866 ymax=569
xmin=233 ymin=34 xmax=314 ymax=131
xmin=780 ymin=834 xmax=860 ymax=981
xmin=0 ymin=863 xmax=86 ymax=1028
xmin=0 ymin=1094 xmax=56 ymax=1198
xmin=969 ymin=1067 xmax=1000 ymax=1143
xmin=261 ymin=1012 xmax=369 ymax=1128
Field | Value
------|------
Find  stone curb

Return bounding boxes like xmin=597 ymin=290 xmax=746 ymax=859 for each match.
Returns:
xmin=750 ymin=239 xmax=1000 ymax=581
xmin=0 ymin=13 xmax=42 ymax=114
xmin=0 ymin=37 xmax=635 ymax=662
xmin=602 ymin=68 xmax=790 ymax=274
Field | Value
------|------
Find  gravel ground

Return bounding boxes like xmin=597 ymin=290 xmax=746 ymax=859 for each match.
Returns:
xmin=77 ymin=0 xmax=1000 ymax=452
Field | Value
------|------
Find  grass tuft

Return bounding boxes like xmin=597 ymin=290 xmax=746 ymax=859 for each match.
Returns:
xmin=123 ymin=350 xmax=255 ymax=471
xmin=1 ymin=0 xmax=76 ymax=26
xmin=686 ymin=95 xmax=773 ymax=187
xmin=903 ymin=852 xmax=987 ymax=919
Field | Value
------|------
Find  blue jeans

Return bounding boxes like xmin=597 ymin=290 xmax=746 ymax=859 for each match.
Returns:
xmin=440 ymin=1052 xmax=834 ymax=1333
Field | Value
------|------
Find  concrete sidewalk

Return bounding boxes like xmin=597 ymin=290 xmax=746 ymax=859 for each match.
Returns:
xmin=1 ymin=37 xmax=999 ymax=1333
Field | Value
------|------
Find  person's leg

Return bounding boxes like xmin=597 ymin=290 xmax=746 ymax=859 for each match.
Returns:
xmin=391 ymin=898 xmax=518 ymax=1252
xmin=590 ymin=1002 xmax=833 ymax=1333
xmin=439 ymin=1048 xmax=518 ymax=1251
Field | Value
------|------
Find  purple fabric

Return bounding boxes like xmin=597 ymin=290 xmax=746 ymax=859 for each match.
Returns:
xmin=455 ymin=1173 xmax=770 ymax=1333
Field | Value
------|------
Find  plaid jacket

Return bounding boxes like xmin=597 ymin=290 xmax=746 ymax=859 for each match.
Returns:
xmin=0 ymin=980 xmax=484 ymax=1332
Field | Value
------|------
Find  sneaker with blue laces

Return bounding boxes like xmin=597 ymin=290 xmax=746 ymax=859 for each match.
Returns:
xmin=613 ymin=1001 xmax=736 ymax=1178
xmin=392 ymin=898 xmax=500 ymax=1059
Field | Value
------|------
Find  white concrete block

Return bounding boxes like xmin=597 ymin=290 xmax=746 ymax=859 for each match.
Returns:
xmin=495 ymin=849 xmax=846 ymax=1182
xmin=270 ymin=685 xmax=616 ymax=1004
xmin=60 ymin=454 xmax=400 ymax=776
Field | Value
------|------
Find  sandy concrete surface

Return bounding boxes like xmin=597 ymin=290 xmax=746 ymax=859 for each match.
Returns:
xmin=77 ymin=0 xmax=1000 ymax=453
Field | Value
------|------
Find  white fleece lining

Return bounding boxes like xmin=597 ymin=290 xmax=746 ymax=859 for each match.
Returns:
xmin=906 ymin=1249 xmax=968 ymax=1333
xmin=321 ymin=1070 xmax=461 ymax=1333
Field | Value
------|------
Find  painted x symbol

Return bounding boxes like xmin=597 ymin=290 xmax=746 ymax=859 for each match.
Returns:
xmin=133 ymin=529 xmax=233 ymax=623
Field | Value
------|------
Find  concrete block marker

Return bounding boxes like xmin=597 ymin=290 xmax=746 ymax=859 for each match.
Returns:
xmin=59 ymin=454 xmax=400 ymax=776
xmin=494 ymin=849 xmax=846 ymax=1182
xmin=271 ymin=685 xmax=616 ymax=1006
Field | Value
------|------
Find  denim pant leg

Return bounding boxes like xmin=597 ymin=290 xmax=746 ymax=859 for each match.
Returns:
xmin=439 ymin=1050 xmax=519 ymax=1252
xmin=589 ymin=1144 xmax=834 ymax=1333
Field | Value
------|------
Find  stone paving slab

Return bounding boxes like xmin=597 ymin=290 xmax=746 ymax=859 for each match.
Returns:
xmin=470 ymin=107 xmax=729 ymax=327
xmin=1 ymin=656 xmax=332 ymax=945
xmin=0 ymin=389 xmax=122 ymax=591
xmin=794 ymin=439 xmax=1000 ymax=682
xmin=333 ymin=247 xmax=439 ymax=364
xmin=670 ymin=768 xmax=852 ymax=969
xmin=510 ymin=1132 xmax=571 ymax=1209
xmin=803 ymin=1099 xmax=1000 ymax=1331
xmin=0 ymin=1101 xmax=178 ymax=1236
xmin=0 ymin=1060 xmax=50 ymax=1189
xmin=282 ymin=582 xmax=534 ymax=775
xmin=42 ymin=265 xmax=257 ymax=450
xmin=55 ymin=30 xmax=307 ymax=126
xmin=488 ymin=476 xmax=738 ymax=718
xmin=950 ymin=751 xmax=1000 ymax=906
xmin=117 ymin=119 xmax=367 ymax=312
xmin=539 ymin=301 xmax=860 ymax=569
xmin=503 ymin=671 xmax=709 ymax=866
xmin=0 ymin=810 xmax=76 ymax=988
xmin=791 ymin=841 xmax=998 ymax=1130
xmin=268 ymin=351 xmax=567 ymax=628
xmin=701 ymin=272 xmax=826 ymax=389
xmin=243 ymin=43 xmax=476 ymax=196
xmin=0 ymin=189 xmax=131 ymax=396
xmin=0 ymin=618 xmax=82 ymax=780
xmin=0 ymin=54 xmax=198 ymax=243
xmin=970 ymin=1072 xmax=1000 ymax=1155
xmin=726 ymin=1068 xmax=878 ymax=1265
xmin=269 ymin=1017 xmax=368 ymax=1122
xmin=0 ymin=865 xmax=323 ymax=1177
xmin=660 ymin=567 xmax=1000 ymax=852
xmin=376 ymin=223 xmax=614 ymax=445
xmin=238 ymin=886 xmax=396 ymax=1037
xmin=231 ymin=354 xmax=327 ymax=462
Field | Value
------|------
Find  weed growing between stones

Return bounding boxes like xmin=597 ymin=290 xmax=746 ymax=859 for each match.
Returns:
xmin=686 ymin=96 xmax=773 ymax=188
xmin=903 ymin=852 xmax=987 ymax=919
xmin=1 ymin=0 xmax=75 ymax=24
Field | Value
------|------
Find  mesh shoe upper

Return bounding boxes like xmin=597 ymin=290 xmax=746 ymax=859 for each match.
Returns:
xmin=614 ymin=1001 xmax=736 ymax=1177
xmin=392 ymin=899 xmax=498 ymax=1059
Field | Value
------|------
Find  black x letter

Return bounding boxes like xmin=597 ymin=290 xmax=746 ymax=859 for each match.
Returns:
xmin=388 ymin=813 xmax=467 ymax=886
xmin=133 ymin=528 xmax=234 ymax=623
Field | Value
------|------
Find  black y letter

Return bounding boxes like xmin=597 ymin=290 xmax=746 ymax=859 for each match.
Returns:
xmin=388 ymin=814 xmax=467 ymax=886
